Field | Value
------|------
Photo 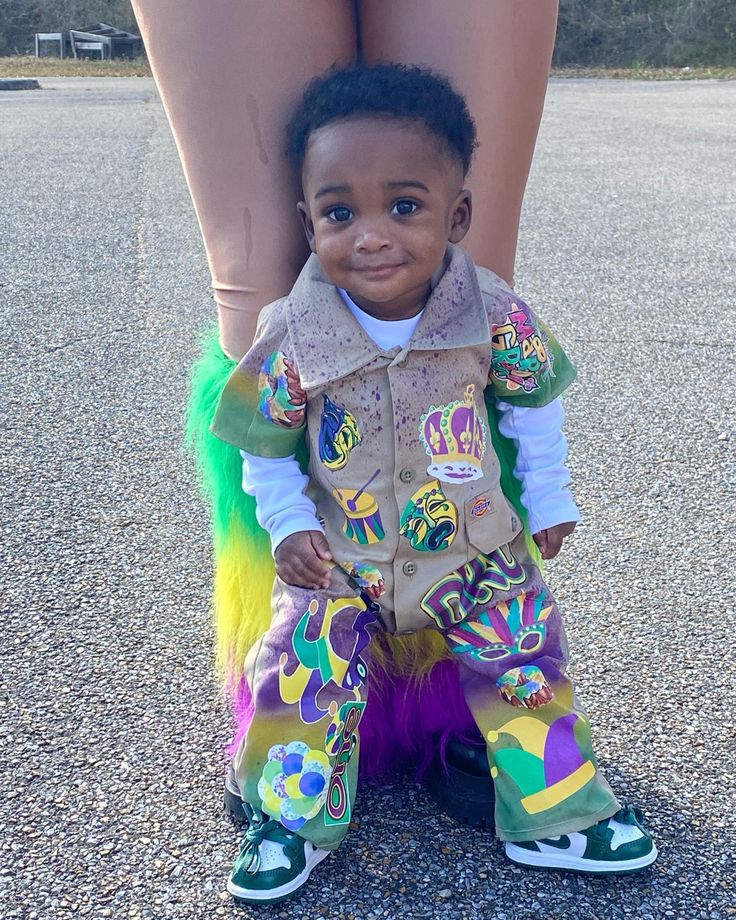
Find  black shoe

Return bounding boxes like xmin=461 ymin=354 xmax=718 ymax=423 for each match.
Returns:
xmin=423 ymin=734 xmax=495 ymax=830
xmin=224 ymin=765 xmax=247 ymax=823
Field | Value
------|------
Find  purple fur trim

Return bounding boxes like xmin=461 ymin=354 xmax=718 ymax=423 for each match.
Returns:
xmin=227 ymin=660 xmax=477 ymax=783
xmin=358 ymin=658 xmax=478 ymax=783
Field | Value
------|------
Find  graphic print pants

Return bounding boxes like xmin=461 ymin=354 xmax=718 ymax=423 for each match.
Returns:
xmin=234 ymin=534 xmax=620 ymax=848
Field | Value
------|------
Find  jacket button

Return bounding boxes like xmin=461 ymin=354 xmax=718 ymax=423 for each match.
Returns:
xmin=402 ymin=561 xmax=417 ymax=576
xmin=399 ymin=468 xmax=414 ymax=483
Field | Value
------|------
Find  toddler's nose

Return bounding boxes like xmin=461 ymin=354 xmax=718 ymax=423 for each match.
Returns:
xmin=354 ymin=220 xmax=392 ymax=253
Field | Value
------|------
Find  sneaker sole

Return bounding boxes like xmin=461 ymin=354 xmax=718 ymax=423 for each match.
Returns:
xmin=505 ymin=841 xmax=658 ymax=875
xmin=226 ymin=847 xmax=332 ymax=904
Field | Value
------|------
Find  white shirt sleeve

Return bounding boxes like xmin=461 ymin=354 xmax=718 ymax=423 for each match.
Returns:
xmin=240 ymin=451 xmax=324 ymax=554
xmin=495 ymin=397 xmax=581 ymax=534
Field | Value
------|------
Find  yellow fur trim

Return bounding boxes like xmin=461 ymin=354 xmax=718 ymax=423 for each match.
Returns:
xmin=372 ymin=628 xmax=453 ymax=679
xmin=214 ymin=516 xmax=275 ymax=685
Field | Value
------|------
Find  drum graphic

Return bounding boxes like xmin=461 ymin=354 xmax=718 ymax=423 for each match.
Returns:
xmin=333 ymin=470 xmax=385 ymax=545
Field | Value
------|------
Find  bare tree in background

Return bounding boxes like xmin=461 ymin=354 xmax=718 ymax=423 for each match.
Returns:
xmin=0 ymin=0 xmax=138 ymax=55
xmin=555 ymin=0 xmax=735 ymax=66
xmin=0 ymin=0 xmax=43 ymax=55
xmin=38 ymin=0 xmax=137 ymax=33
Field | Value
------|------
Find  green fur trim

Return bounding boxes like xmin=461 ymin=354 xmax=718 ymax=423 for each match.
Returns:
xmin=185 ymin=329 xmax=269 ymax=555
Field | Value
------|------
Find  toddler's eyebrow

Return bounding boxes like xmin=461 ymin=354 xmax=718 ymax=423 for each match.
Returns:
xmin=314 ymin=179 xmax=431 ymax=199
xmin=315 ymin=184 xmax=351 ymax=199
xmin=386 ymin=180 xmax=430 ymax=192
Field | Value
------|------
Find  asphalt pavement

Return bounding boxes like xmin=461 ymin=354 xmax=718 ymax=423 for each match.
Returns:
xmin=1 ymin=76 xmax=734 ymax=920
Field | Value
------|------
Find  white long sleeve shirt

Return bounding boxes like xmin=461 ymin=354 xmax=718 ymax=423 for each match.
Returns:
xmin=242 ymin=289 xmax=580 ymax=553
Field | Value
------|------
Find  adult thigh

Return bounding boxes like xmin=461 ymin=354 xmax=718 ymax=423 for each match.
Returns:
xmin=132 ymin=0 xmax=357 ymax=358
xmin=359 ymin=0 xmax=558 ymax=286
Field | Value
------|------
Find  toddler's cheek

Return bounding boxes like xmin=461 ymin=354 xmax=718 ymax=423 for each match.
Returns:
xmin=312 ymin=237 xmax=349 ymax=281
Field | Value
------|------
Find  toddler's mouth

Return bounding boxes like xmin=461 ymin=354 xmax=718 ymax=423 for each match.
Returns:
xmin=356 ymin=262 xmax=404 ymax=278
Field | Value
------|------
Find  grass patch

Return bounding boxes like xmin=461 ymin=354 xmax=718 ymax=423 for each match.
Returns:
xmin=0 ymin=56 xmax=152 ymax=78
xmin=0 ymin=56 xmax=734 ymax=82
xmin=552 ymin=65 xmax=736 ymax=80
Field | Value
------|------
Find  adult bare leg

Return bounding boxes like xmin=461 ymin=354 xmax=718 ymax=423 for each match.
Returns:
xmin=131 ymin=0 xmax=357 ymax=358
xmin=359 ymin=0 xmax=559 ymax=286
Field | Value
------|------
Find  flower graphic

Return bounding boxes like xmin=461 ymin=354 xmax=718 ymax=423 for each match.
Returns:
xmin=257 ymin=741 xmax=332 ymax=831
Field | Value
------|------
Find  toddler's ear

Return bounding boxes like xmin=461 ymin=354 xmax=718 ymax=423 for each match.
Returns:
xmin=448 ymin=189 xmax=472 ymax=244
xmin=297 ymin=202 xmax=317 ymax=253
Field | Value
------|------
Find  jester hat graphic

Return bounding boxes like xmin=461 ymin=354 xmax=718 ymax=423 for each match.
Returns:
xmin=488 ymin=713 xmax=596 ymax=815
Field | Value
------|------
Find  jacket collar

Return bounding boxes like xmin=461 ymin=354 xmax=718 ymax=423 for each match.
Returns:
xmin=286 ymin=244 xmax=490 ymax=390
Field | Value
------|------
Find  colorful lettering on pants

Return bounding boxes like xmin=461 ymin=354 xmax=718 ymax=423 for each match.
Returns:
xmin=237 ymin=579 xmax=377 ymax=849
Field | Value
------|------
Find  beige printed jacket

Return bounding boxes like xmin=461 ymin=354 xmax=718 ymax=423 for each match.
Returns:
xmin=211 ymin=245 xmax=576 ymax=633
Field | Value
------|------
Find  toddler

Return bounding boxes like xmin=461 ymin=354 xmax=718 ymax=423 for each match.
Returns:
xmin=212 ymin=64 xmax=657 ymax=903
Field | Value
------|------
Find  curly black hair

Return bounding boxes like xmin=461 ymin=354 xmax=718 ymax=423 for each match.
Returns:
xmin=286 ymin=63 xmax=477 ymax=176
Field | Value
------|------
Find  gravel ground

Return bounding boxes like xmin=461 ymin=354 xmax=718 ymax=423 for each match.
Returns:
xmin=1 ymin=77 xmax=734 ymax=920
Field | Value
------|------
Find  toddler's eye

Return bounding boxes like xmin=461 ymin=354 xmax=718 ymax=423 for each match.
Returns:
xmin=392 ymin=199 xmax=418 ymax=216
xmin=327 ymin=206 xmax=352 ymax=222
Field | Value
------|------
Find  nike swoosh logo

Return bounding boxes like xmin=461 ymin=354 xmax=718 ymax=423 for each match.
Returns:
xmin=538 ymin=836 xmax=573 ymax=850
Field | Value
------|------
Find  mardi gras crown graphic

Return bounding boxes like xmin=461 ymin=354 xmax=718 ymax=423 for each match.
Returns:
xmin=419 ymin=384 xmax=487 ymax=483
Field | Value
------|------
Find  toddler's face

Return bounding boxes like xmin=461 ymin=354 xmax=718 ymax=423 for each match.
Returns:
xmin=298 ymin=117 xmax=471 ymax=320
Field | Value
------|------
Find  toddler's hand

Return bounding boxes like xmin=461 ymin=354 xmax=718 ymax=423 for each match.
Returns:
xmin=275 ymin=531 xmax=333 ymax=590
xmin=533 ymin=521 xmax=577 ymax=560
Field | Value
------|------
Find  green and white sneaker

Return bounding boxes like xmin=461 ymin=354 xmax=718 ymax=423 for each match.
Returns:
xmin=505 ymin=806 xmax=658 ymax=874
xmin=227 ymin=804 xmax=331 ymax=904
